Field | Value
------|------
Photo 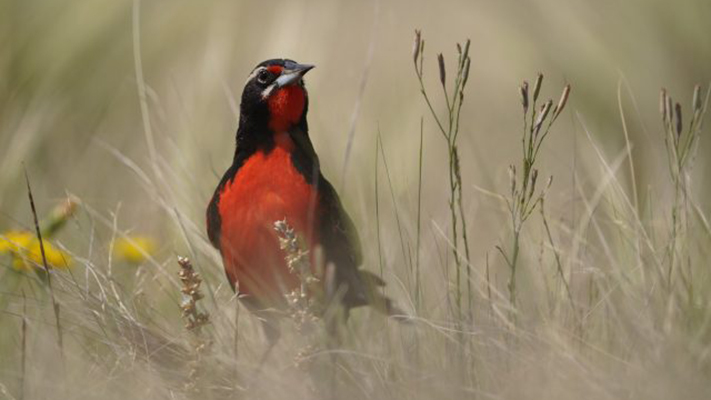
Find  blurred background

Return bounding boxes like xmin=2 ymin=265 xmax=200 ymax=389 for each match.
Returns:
xmin=1 ymin=0 xmax=709 ymax=243
xmin=1 ymin=0 xmax=711 ymax=398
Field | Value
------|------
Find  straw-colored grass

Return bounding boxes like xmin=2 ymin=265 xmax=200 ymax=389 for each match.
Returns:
xmin=1 ymin=1 xmax=711 ymax=399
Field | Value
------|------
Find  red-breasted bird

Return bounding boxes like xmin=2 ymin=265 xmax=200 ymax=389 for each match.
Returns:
xmin=207 ymin=59 xmax=398 ymax=343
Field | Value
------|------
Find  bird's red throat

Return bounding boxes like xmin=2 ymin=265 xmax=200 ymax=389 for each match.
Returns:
xmin=268 ymin=86 xmax=305 ymax=132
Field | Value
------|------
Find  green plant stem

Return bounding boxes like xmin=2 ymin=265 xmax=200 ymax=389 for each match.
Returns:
xmin=375 ymin=136 xmax=383 ymax=279
xmin=541 ymin=204 xmax=575 ymax=315
xmin=448 ymin=153 xmax=462 ymax=319
xmin=414 ymin=39 xmax=471 ymax=322
xmin=415 ymin=118 xmax=424 ymax=310
xmin=416 ymin=73 xmax=448 ymax=140
xmin=509 ymin=228 xmax=520 ymax=309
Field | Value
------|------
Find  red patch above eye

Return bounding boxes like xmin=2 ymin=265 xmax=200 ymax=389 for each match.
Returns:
xmin=267 ymin=65 xmax=283 ymax=75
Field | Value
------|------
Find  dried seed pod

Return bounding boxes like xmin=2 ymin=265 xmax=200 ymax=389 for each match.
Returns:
xmin=178 ymin=256 xmax=210 ymax=333
xmin=554 ymin=84 xmax=571 ymax=117
xmin=675 ymin=102 xmax=683 ymax=138
xmin=413 ymin=30 xmax=422 ymax=66
xmin=456 ymin=43 xmax=462 ymax=55
xmin=529 ymin=169 xmax=538 ymax=199
xmin=534 ymin=100 xmax=553 ymax=134
xmin=666 ymin=95 xmax=673 ymax=128
xmin=533 ymin=73 xmax=543 ymax=102
xmin=437 ymin=53 xmax=446 ymax=87
xmin=508 ymin=164 xmax=516 ymax=196
xmin=462 ymin=39 xmax=471 ymax=66
xmin=520 ymin=81 xmax=529 ymax=113
xmin=660 ymin=88 xmax=667 ymax=122
xmin=693 ymin=84 xmax=702 ymax=112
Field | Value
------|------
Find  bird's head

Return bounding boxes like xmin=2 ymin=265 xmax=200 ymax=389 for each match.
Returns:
xmin=240 ymin=59 xmax=315 ymax=133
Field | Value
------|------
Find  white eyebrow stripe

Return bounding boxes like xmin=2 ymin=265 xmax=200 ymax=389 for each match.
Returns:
xmin=246 ymin=66 xmax=267 ymax=85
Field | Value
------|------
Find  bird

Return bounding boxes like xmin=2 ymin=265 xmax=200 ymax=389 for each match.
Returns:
xmin=206 ymin=59 xmax=398 ymax=346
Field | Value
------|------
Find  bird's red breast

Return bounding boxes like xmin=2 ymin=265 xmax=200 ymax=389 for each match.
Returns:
xmin=217 ymin=132 xmax=319 ymax=306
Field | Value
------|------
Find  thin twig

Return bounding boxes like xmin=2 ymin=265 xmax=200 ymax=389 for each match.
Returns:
xmin=23 ymin=167 xmax=64 ymax=363
xmin=340 ymin=0 xmax=380 ymax=188
xmin=415 ymin=117 xmax=424 ymax=310
xmin=20 ymin=290 xmax=27 ymax=400
xmin=540 ymin=201 xmax=575 ymax=315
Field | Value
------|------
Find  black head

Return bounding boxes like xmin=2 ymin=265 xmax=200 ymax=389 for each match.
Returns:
xmin=238 ymin=59 xmax=315 ymax=136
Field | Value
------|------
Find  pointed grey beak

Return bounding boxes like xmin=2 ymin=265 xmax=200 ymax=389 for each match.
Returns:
xmin=274 ymin=63 xmax=315 ymax=88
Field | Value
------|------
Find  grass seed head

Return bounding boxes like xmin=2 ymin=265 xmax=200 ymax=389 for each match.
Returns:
xmin=177 ymin=256 xmax=210 ymax=332
xmin=554 ymin=84 xmax=571 ymax=117
xmin=520 ymin=81 xmax=529 ymax=113
xmin=533 ymin=73 xmax=544 ymax=102
xmin=529 ymin=169 xmax=539 ymax=199
xmin=660 ymin=88 xmax=668 ymax=122
xmin=534 ymin=100 xmax=553 ymax=135
xmin=413 ymin=30 xmax=422 ymax=66
xmin=462 ymin=57 xmax=471 ymax=89
xmin=693 ymin=84 xmax=702 ymax=113
xmin=274 ymin=219 xmax=322 ymax=319
xmin=437 ymin=53 xmax=446 ymax=87
xmin=543 ymin=175 xmax=554 ymax=197
xmin=462 ymin=39 xmax=471 ymax=65
xmin=178 ymin=255 xmax=212 ymax=395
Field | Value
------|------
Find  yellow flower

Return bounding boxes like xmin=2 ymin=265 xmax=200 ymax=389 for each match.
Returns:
xmin=1 ymin=231 xmax=72 ymax=271
xmin=113 ymin=236 xmax=156 ymax=264
xmin=0 ymin=231 xmax=33 ymax=254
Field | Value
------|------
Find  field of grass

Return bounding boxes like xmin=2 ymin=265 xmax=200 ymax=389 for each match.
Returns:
xmin=1 ymin=0 xmax=711 ymax=399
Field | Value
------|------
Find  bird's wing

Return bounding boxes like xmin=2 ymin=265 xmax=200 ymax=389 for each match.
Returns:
xmin=317 ymin=175 xmax=363 ymax=269
xmin=206 ymin=161 xmax=243 ymax=251
xmin=287 ymin=125 xmax=362 ymax=268
xmin=318 ymin=178 xmax=408 ymax=317
xmin=206 ymin=187 xmax=222 ymax=250
xmin=289 ymin=126 xmax=401 ymax=311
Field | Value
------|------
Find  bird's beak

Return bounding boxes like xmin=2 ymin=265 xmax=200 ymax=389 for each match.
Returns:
xmin=274 ymin=63 xmax=315 ymax=88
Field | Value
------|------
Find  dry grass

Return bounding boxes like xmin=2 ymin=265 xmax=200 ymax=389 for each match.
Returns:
xmin=1 ymin=0 xmax=711 ymax=399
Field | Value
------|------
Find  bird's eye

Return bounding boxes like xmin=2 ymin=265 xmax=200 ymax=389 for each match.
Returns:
xmin=257 ymin=70 xmax=270 ymax=85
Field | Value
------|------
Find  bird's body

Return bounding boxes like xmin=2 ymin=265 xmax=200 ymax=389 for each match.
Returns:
xmin=215 ymin=131 xmax=317 ymax=305
xmin=207 ymin=59 xmax=390 ymax=327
